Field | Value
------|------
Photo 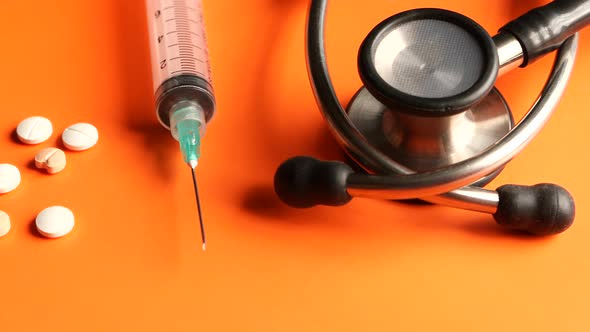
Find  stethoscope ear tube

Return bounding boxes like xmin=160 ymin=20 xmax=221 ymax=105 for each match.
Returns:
xmin=500 ymin=0 xmax=590 ymax=66
xmin=274 ymin=157 xmax=575 ymax=235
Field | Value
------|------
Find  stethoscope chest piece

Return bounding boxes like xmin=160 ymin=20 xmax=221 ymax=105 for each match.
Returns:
xmin=349 ymin=8 xmax=512 ymax=185
xmin=347 ymin=86 xmax=513 ymax=186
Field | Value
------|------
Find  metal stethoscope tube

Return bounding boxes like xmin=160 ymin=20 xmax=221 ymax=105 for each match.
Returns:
xmin=306 ymin=0 xmax=578 ymax=214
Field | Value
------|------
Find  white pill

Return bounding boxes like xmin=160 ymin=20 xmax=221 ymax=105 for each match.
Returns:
xmin=16 ymin=116 xmax=53 ymax=144
xmin=0 ymin=164 xmax=21 ymax=194
xmin=0 ymin=211 xmax=10 ymax=238
xmin=35 ymin=206 xmax=75 ymax=238
xmin=62 ymin=123 xmax=99 ymax=151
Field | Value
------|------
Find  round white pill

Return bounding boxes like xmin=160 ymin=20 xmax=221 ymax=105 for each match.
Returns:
xmin=35 ymin=206 xmax=75 ymax=238
xmin=0 ymin=211 xmax=10 ymax=238
xmin=62 ymin=123 xmax=99 ymax=151
xmin=16 ymin=116 xmax=53 ymax=144
xmin=0 ymin=164 xmax=21 ymax=194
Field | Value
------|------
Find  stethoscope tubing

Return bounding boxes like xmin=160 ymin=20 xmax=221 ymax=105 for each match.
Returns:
xmin=306 ymin=0 xmax=578 ymax=213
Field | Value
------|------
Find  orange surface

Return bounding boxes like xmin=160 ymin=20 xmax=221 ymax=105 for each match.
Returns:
xmin=0 ymin=1 xmax=589 ymax=331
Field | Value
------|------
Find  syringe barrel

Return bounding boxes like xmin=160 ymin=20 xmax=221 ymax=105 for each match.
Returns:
xmin=145 ymin=0 xmax=215 ymax=129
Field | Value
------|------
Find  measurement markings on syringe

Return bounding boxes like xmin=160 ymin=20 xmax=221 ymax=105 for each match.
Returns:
xmin=151 ymin=0 xmax=211 ymax=82
xmin=170 ymin=57 xmax=203 ymax=62
xmin=163 ymin=5 xmax=197 ymax=11
xmin=161 ymin=1 xmax=204 ymax=76
xmin=166 ymin=31 xmax=201 ymax=37
xmin=165 ymin=18 xmax=199 ymax=24
xmin=167 ymin=44 xmax=202 ymax=50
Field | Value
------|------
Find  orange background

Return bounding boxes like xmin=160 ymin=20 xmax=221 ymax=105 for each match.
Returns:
xmin=0 ymin=0 xmax=589 ymax=331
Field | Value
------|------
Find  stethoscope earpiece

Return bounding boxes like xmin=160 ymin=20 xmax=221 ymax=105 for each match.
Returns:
xmin=275 ymin=0 xmax=590 ymax=236
xmin=493 ymin=183 xmax=575 ymax=236
xmin=274 ymin=156 xmax=353 ymax=208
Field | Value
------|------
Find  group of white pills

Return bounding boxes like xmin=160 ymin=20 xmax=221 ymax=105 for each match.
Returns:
xmin=0 ymin=116 xmax=98 ymax=239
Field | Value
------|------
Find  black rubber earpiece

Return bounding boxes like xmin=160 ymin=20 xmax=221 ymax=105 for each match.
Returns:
xmin=274 ymin=158 xmax=575 ymax=235
xmin=493 ymin=183 xmax=575 ymax=235
xmin=274 ymin=156 xmax=354 ymax=208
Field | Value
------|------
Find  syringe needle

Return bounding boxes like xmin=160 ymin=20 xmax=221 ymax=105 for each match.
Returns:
xmin=190 ymin=166 xmax=207 ymax=251
xmin=176 ymin=111 xmax=207 ymax=250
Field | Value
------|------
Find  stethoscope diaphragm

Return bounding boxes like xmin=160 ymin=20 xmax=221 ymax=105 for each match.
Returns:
xmin=358 ymin=8 xmax=499 ymax=115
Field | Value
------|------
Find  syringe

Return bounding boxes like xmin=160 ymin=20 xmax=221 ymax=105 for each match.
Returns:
xmin=145 ymin=0 xmax=216 ymax=250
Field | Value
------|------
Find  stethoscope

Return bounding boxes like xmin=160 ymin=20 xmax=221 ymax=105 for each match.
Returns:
xmin=274 ymin=0 xmax=590 ymax=235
